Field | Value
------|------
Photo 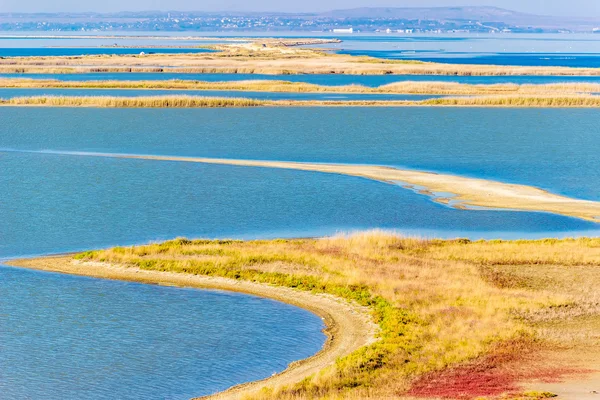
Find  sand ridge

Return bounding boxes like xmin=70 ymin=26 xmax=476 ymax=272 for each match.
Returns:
xmin=5 ymin=150 xmax=598 ymax=223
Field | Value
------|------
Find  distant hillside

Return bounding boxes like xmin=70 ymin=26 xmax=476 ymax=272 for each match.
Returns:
xmin=321 ymin=6 xmax=600 ymax=30
xmin=0 ymin=6 xmax=599 ymax=32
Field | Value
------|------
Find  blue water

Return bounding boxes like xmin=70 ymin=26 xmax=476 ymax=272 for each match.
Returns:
xmin=1 ymin=107 xmax=598 ymax=256
xmin=326 ymin=33 xmax=600 ymax=67
xmin=0 ymin=265 xmax=325 ymax=400
xmin=2 ymin=107 xmax=597 ymax=201
xmin=0 ymin=34 xmax=237 ymax=49
xmin=0 ymin=150 xmax=597 ymax=259
xmin=0 ymin=47 xmax=213 ymax=57
xmin=3 ymin=32 xmax=598 ymax=400
xmin=3 ymin=72 xmax=600 ymax=86
xmin=339 ymin=50 xmax=600 ymax=67
xmin=0 ymin=88 xmax=442 ymax=101
xmin=4 ymin=32 xmax=600 ymax=66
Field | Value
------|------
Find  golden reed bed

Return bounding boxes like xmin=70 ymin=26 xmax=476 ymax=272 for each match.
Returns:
xmin=3 ymin=94 xmax=600 ymax=108
xmin=2 ymin=78 xmax=600 ymax=95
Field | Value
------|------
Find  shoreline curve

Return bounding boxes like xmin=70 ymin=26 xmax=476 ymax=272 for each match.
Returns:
xmin=5 ymin=256 xmax=378 ymax=400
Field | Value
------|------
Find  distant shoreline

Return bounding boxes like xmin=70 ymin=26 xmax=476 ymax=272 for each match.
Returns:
xmin=2 ymin=38 xmax=600 ymax=77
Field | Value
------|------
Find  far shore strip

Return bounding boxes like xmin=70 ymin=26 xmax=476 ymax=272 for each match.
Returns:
xmin=5 ymin=150 xmax=599 ymax=223
xmin=7 ymin=256 xmax=377 ymax=400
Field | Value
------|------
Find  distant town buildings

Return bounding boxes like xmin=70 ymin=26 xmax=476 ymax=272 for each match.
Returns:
xmin=333 ymin=28 xmax=353 ymax=34
xmin=0 ymin=11 xmax=590 ymax=33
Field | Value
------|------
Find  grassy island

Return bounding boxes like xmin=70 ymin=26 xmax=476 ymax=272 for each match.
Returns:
xmin=10 ymin=233 xmax=600 ymax=400
xmin=2 ymin=39 xmax=600 ymax=76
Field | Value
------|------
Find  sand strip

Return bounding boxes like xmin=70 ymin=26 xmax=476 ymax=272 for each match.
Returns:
xmin=4 ymin=150 xmax=599 ymax=223
xmin=6 ymin=256 xmax=378 ymax=400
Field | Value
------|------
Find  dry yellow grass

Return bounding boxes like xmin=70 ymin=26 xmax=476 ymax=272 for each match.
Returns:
xmin=3 ymin=94 xmax=600 ymax=108
xmin=0 ymin=95 xmax=265 ymax=108
xmin=2 ymin=78 xmax=600 ymax=96
xmin=423 ymin=95 xmax=600 ymax=107
xmin=10 ymin=233 xmax=600 ymax=399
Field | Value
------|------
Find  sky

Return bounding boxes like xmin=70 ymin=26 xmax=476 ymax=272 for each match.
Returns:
xmin=0 ymin=0 xmax=599 ymax=18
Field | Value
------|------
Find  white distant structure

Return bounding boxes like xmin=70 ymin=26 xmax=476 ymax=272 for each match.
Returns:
xmin=333 ymin=27 xmax=353 ymax=34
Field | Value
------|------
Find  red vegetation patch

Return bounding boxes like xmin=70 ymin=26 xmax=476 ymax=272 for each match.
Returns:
xmin=408 ymin=356 xmax=519 ymax=398
xmin=407 ymin=339 xmax=588 ymax=399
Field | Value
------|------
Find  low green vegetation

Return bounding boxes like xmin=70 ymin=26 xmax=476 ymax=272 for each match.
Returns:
xmin=75 ymin=233 xmax=600 ymax=399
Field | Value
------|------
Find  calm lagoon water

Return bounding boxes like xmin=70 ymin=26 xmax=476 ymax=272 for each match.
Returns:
xmin=4 ymin=32 xmax=600 ymax=65
xmin=0 ymin=34 xmax=236 ymax=49
xmin=2 ymin=107 xmax=598 ymax=201
xmin=3 ymin=72 xmax=600 ymax=86
xmin=328 ymin=34 xmax=600 ymax=67
xmin=0 ymin=47 xmax=213 ymax=56
xmin=339 ymin=50 xmax=600 ymax=68
xmin=1 ymin=107 xmax=599 ymax=258
xmin=0 ymin=265 xmax=325 ymax=400
xmin=2 ymin=150 xmax=597 ymax=259
xmin=0 ymin=88 xmax=442 ymax=101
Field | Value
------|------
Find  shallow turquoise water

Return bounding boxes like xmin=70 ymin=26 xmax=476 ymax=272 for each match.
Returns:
xmin=0 ymin=265 xmax=325 ymax=400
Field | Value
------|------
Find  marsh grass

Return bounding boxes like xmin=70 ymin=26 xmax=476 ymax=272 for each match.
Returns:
xmin=4 ymin=94 xmax=600 ymax=108
xmin=423 ymin=95 xmax=600 ymax=107
xmin=3 ymin=79 xmax=600 ymax=96
xmin=75 ymin=233 xmax=600 ymax=399
xmin=2 ymin=95 xmax=265 ymax=108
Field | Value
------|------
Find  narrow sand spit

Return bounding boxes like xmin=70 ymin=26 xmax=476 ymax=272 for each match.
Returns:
xmin=7 ymin=256 xmax=378 ymax=400
xmin=7 ymin=150 xmax=598 ymax=223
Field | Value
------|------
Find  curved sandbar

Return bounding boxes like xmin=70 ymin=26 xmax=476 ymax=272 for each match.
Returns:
xmin=5 ymin=150 xmax=599 ymax=223
xmin=7 ymin=256 xmax=377 ymax=400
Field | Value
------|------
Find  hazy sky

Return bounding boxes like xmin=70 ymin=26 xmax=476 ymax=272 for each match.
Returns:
xmin=0 ymin=0 xmax=599 ymax=18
